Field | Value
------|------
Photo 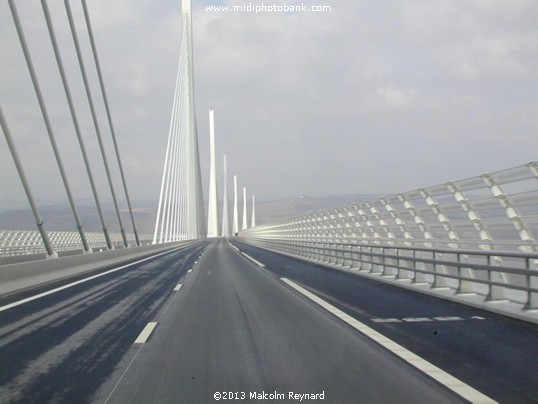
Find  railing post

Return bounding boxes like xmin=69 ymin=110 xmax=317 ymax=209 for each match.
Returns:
xmin=350 ymin=245 xmax=358 ymax=269
xmin=355 ymin=245 xmax=363 ymax=270
xmin=397 ymin=248 xmax=412 ymax=281
xmin=365 ymin=245 xmax=373 ymax=272
xmin=524 ymin=258 xmax=538 ymax=310
xmin=394 ymin=248 xmax=402 ymax=279
xmin=486 ymin=255 xmax=507 ymax=301
xmin=332 ymin=244 xmax=338 ymax=265
xmin=371 ymin=246 xmax=382 ymax=274
xmin=381 ymin=247 xmax=390 ymax=276
xmin=343 ymin=244 xmax=350 ymax=267
xmin=456 ymin=253 xmax=474 ymax=294
xmin=432 ymin=251 xmax=446 ymax=288
xmin=332 ymin=244 xmax=337 ymax=265
xmin=410 ymin=249 xmax=426 ymax=284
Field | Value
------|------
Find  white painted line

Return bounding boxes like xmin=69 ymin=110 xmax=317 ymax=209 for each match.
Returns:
xmin=0 ymin=247 xmax=185 ymax=313
xmin=187 ymin=269 xmax=192 ymax=273
xmin=434 ymin=316 xmax=464 ymax=322
xmin=173 ymin=284 xmax=182 ymax=292
xmin=280 ymin=278 xmax=496 ymax=404
xmin=372 ymin=318 xmax=402 ymax=323
xmin=230 ymin=244 xmax=240 ymax=252
xmin=134 ymin=322 xmax=158 ymax=344
xmin=241 ymin=252 xmax=265 ymax=267
xmin=373 ymin=317 xmax=465 ymax=323
xmin=471 ymin=316 xmax=485 ymax=320
xmin=402 ymin=317 xmax=433 ymax=322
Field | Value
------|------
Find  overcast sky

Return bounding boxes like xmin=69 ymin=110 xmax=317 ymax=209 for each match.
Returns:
xmin=1 ymin=0 xmax=537 ymax=211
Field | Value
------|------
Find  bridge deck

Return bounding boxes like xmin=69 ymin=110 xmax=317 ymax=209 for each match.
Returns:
xmin=0 ymin=240 xmax=536 ymax=402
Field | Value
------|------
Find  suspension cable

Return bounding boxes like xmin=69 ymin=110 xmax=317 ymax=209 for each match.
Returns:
xmin=7 ymin=0 xmax=90 ymax=253
xmin=63 ymin=0 xmax=128 ymax=248
xmin=80 ymin=0 xmax=140 ymax=246
xmin=0 ymin=107 xmax=56 ymax=258
xmin=40 ymin=0 xmax=112 ymax=251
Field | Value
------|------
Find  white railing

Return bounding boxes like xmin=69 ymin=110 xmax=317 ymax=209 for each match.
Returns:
xmin=240 ymin=162 xmax=538 ymax=310
xmin=242 ymin=238 xmax=538 ymax=309
xmin=0 ymin=230 xmax=153 ymax=258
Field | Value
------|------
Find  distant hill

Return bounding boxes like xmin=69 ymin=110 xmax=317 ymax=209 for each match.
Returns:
xmin=0 ymin=204 xmax=157 ymax=236
xmin=0 ymin=194 xmax=377 ymax=233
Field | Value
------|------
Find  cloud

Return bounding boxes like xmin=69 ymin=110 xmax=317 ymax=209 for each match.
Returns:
xmin=377 ymin=86 xmax=416 ymax=107
xmin=1 ymin=0 xmax=537 ymax=217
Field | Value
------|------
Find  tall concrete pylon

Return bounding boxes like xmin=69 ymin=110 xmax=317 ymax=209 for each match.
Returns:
xmin=207 ymin=110 xmax=219 ymax=237
xmin=183 ymin=0 xmax=206 ymax=239
xmin=251 ymin=194 xmax=256 ymax=228
xmin=153 ymin=0 xmax=206 ymax=242
xmin=233 ymin=175 xmax=239 ymax=235
xmin=242 ymin=187 xmax=248 ymax=230
xmin=221 ymin=155 xmax=230 ymax=236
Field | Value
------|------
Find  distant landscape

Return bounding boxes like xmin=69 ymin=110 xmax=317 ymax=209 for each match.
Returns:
xmin=0 ymin=194 xmax=376 ymax=235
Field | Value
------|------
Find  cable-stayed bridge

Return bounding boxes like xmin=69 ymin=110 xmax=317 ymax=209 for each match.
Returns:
xmin=1 ymin=1 xmax=538 ymax=403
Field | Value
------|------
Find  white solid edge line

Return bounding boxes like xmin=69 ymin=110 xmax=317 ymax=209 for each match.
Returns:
xmin=280 ymin=278 xmax=497 ymax=404
xmin=241 ymin=252 xmax=265 ymax=267
xmin=0 ymin=246 xmax=185 ymax=313
xmin=173 ymin=284 xmax=183 ymax=291
xmin=134 ymin=322 xmax=158 ymax=344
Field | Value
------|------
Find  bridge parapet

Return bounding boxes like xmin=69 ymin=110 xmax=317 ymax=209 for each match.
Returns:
xmin=240 ymin=162 xmax=538 ymax=316
xmin=0 ymin=230 xmax=153 ymax=262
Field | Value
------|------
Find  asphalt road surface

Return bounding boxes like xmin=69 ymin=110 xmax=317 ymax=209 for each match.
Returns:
xmin=98 ymin=239 xmax=464 ymax=403
xmin=233 ymin=239 xmax=538 ymax=403
xmin=0 ymin=242 xmax=207 ymax=403
xmin=2 ymin=239 xmax=534 ymax=402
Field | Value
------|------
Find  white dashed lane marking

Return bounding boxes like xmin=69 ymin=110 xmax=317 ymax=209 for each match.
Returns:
xmin=372 ymin=316 xmax=481 ymax=323
xmin=134 ymin=322 xmax=158 ymax=344
xmin=371 ymin=318 xmax=402 ymax=323
xmin=403 ymin=317 xmax=433 ymax=322
xmin=434 ymin=316 xmax=464 ymax=321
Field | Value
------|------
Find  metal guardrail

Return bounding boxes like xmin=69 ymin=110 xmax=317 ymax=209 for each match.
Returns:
xmin=243 ymin=238 xmax=538 ymax=309
xmin=0 ymin=230 xmax=153 ymax=258
xmin=241 ymin=162 xmax=538 ymax=310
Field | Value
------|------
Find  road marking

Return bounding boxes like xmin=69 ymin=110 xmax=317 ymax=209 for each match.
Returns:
xmin=241 ymin=252 xmax=265 ymax=267
xmin=0 ymin=247 xmax=185 ymax=313
xmin=173 ymin=284 xmax=182 ymax=292
xmin=134 ymin=322 xmax=158 ymax=344
xmin=187 ymin=269 xmax=192 ymax=273
xmin=472 ymin=316 xmax=485 ymax=320
xmin=434 ymin=316 xmax=464 ymax=321
xmin=403 ymin=317 xmax=433 ymax=322
xmin=281 ymin=278 xmax=496 ymax=404
xmin=230 ymin=244 xmax=240 ymax=252
xmin=372 ymin=316 xmax=467 ymax=323
xmin=372 ymin=318 xmax=402 ymax=323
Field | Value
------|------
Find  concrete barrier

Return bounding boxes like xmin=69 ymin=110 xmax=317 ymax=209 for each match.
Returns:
xmin=0 ymin=241 xmax=202 ymax=297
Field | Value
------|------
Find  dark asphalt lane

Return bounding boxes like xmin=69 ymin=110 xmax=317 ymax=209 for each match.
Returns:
xmin=101 ymin=239 xmax=464 ymax=404
xmin=0 ymin=241 xmax=208 ymax=403
xmin=233 ymin=239 xmax=538 ymax=403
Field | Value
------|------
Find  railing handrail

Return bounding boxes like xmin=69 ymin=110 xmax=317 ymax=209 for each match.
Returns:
xmin=275 ymin=239 xmax=538 ymax=260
